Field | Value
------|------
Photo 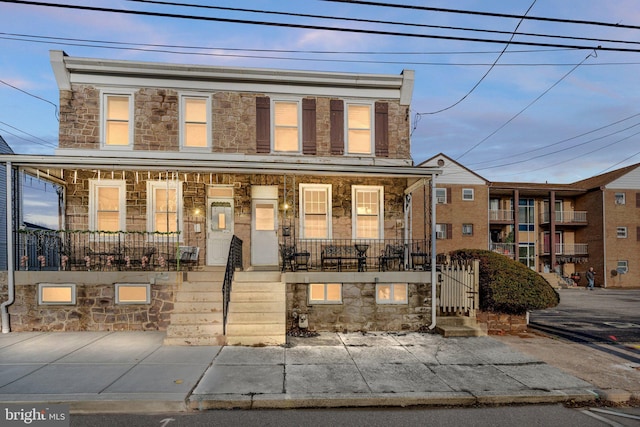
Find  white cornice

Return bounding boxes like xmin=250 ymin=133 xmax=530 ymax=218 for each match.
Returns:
xmin=51 ymin=50 xmax=413 ymax=103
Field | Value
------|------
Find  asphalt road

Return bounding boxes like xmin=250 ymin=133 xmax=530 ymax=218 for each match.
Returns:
xmin=529 ymin=288 xmax=640 ymax=346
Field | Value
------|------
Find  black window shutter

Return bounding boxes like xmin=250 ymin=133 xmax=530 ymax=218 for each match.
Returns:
xmin=256 ymin=96 xmax=270 ymax=153
xmin=446 ymin=188 xmax=452 ymax=204
xmin=330 ymin=99 xmax=344 ymax=155
xmin=636 ymin=192 xmax=640 ymax=208
xmin=302 ymin=98 xmax=317 ymax=155
xmin=374 ymin=102 xmax=389 ymax=157
xmin=447 ymin=223 xmax=453 ymax=239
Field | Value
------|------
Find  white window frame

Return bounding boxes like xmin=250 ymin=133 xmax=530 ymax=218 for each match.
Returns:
xmin=617 ymin=226 xmax=628 ymax=238
xmin=462 ymin=188 xmax=474 ymax=201
xmin=376 ymin=283 xmax=408 ymax=304
xmin=462 ymin=223 xmax=473 ymax=236
xmin=115 ymin=283 xmax=151 ymax=304
xmin=38 ymin=283 xmax=76 ymax=305
xmin=147 ymin=180 xmax=183 ymax=240
xmin=299 ymin=183 xmax=332 ymax=239
xmin=436 ymin=223 xmax=447 ymax=239
xmin=345 ymin=101 xmax=373 ymax=155
xmin=180 ymin=94 xmax=211 ymax=150
xmin=272 ymin=98 xmax=301 ymax=153
xmin=308 ymin=283 xmax=342 ymax=304
xmin=435 ymin=188 xmax=447 ymax=204
xmin=615 ymin=192 xmax=626 ymax=205
xmin=89 ymin=179 xmax=126 ymax=232
xmin=617 ymin=260 xmax=628 ymax=274
xmin=352 ymin=185 xmax=384 ymax=239
xmin=101 ymin=90 xmax=134 ymax=149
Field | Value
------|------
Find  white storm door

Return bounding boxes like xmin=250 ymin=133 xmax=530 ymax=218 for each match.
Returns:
xmin=206 ymin=186 xmax=234 ymax=266
xmin=251 ymin=187 xmax=279 ymax=267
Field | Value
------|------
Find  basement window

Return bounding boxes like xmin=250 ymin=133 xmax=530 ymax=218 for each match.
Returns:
xmin=309 ymin=283 xmax=342 ymax=304
xmin=376 ymin=283 xmax=408 ymax=304
xmin=115 ymin=283 xmax=151 ymax=304
xmin=38 ymin=283 xmax=76 ymax=305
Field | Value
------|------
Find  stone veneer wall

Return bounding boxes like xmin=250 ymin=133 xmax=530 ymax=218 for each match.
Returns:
xmin=287 ymin=282 xmax=431 ymax=332
xmin=0 ymin=273 xmax=177 ymax=332
xmin=59 ymin=85 xmax=411 ymax=158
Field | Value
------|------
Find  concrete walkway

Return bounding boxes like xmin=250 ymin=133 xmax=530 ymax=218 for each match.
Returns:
xmin=0 ymin=331 xmax=597 ymax=413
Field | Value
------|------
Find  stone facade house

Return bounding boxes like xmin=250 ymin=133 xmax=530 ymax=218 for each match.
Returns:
xmin=0 ymin=51 xmax=444 ymax=344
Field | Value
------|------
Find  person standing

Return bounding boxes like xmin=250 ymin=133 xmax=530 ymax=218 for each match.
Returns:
xmin=586 ymin=267 xmax=595 ymax=290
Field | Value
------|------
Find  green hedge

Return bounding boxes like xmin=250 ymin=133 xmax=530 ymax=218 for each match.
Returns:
xmin=450 ymin=249 xmax=559 ymax=315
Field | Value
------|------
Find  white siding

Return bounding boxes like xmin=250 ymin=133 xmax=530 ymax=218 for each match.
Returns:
xmin=606 ymin=167 xmax=640 ymax=189
xmin=420 ymin=155 xmax=486 ymax=185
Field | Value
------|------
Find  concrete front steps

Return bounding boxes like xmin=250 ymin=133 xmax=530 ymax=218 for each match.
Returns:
xmin=225 ymin=271 xmax=286 ymax=346
xmin=164 ymin=270 xmax=226 ymax=346
xmin=539 ymin=272 xmax=572 ymax=289
xmin=435 ymin=315 xmax=487 ymax=338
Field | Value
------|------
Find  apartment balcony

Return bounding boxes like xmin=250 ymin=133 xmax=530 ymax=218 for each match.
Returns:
xmin=490 ymin=242 xmax=515 ymax=258
xmin=540 ymin=211 xmax=587 ymax=226
xmin=489 ymin=209 xmax=514 ymax=223
xmin=540 ymin=243 xmax=588 ymax=256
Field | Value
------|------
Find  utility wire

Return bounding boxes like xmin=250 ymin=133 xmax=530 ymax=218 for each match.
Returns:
xmin=321 ymin=0 xmax=640 ymax=30
xmin=127 ymin=0 xmax=640 ymax=47
xmin=415 ymin=0 xmax=536 ymax=117
xmin=0 ymin=78 xmax=59 ymax=120
xmin=455 ymin=50 xmax=596 ymax=160
xmin=597 ymin=151 xmax=640 ymax=174
xmin=0 ymin=120 xmax=57 ymax=147
xmin=3 ymin=1 xmax=640 ymax=52
xmin=467 ymin=113 xmax=640 ymax=167
xmin=7 ymin=33 xmax=635 ymax=67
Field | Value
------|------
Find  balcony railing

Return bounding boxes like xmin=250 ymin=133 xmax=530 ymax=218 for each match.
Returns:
xmin=280 ymin=239 xmax=430 ymax=272
xmin=540 ymin=243 xmax=588 ymax=256
xmin=540 ymin=211 xmax=587 ymax=224
xmin=489 ymin=209 xmax=514 ymax=222
xmin=15 ymin=229 xmax=189 ymax=271
xmin=490 ymin=242 xmax=515 ymax=258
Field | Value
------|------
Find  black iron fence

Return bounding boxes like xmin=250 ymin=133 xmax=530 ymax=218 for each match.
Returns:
xmin=280 ymin=238 xmax=430 ymax=272
xmin=15 ymin=229 xmax=189 ymax=271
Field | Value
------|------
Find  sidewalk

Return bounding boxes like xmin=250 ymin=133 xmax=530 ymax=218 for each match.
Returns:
xmin=0 ymin=331 xmax=597 ymax=413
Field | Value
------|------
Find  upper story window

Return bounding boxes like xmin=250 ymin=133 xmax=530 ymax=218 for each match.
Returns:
xmin=617 ymin=226 xmax=628 ymax=238
xmin=353 ymin=185 xmax=383 ymax=239
xmin=300 ymin=184 xmax=332 ymax=239
xmin=273 ymin=100 xmax=301 ymax=152
xmin=181 ymin=95 xmax=211 ymax=149
xmin=435 ymin=188 xmax=447 ymax=204
xmin=462 ymin=223 xmax=474 ymax=236
xmin=147 ymin=181 xmax=183 ymax=238
xmin=89 ymin=180 xmax=126 ymax=231
xmin=615 ymin=192 xmax=626 ymax=205
xmin=518 ymin=198 xmax=535 ymax=231
xmin=102 ymin=92 xmax=134 ymax=148
xmin=346 ymin=103 xmax=372 ymax=155
xmin=462 ymin=188 xmax=474 ymax=201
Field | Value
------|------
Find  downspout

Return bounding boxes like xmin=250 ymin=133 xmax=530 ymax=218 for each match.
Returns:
xmin=2 ymin=161 xmax=14 ymax=333
xmin=428 ymin=174 xmax=437 ymax=330
xmin=601 ymin=187 xmax=607 ymax=288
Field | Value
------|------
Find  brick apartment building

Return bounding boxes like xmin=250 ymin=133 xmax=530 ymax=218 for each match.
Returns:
xmin=414 ymin=154 xmax=640 ymax=289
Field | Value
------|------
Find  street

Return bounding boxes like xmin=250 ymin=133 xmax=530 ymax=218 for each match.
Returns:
xmin=69 ymin=405 xmax=640 ymax=427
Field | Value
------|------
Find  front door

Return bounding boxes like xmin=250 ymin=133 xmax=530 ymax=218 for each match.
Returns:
xmin=207 ymin=186 xmax=234 ymax=266
xmin=251 ymin=186 xmax=279 ymax=267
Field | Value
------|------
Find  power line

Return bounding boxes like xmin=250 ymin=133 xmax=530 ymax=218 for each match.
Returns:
xmin=0 ymin=78 xmax=59 ymax=120
xmin=3 ymin=1 xmax=640 ymax=52
xmin=321 ymin=0 xmax=640 ymax=31
xmin=455 ymin=50 xmax=596 ymax=160
xmin=467 ymin=113 xmax=640 ymax=167
xmin=416 ymin=0 xmax=537 ymax=116
xmin=127 ymin=0 xmax=640 ymax=48
xmin=0 ymin=120 xmax=56 ymax=147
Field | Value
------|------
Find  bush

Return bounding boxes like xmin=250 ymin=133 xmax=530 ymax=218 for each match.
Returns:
xmin=449 ymin=249 xmax=559 ymax=315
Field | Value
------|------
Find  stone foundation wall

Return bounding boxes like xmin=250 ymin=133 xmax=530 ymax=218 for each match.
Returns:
xmin=287 ymin=282 xmax=431 ymax=332
xmin=477 ymin=311 xmax=528 ymax=335
xmin=0 ymin=272 xmax=177 ymax=332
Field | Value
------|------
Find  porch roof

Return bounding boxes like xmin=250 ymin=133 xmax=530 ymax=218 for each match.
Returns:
xmin=0 ymin=153 xmax=441 ymax=179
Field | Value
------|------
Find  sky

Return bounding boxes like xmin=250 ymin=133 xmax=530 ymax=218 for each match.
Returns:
xmin=1 ymin=0 xmax=640 ymax=228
